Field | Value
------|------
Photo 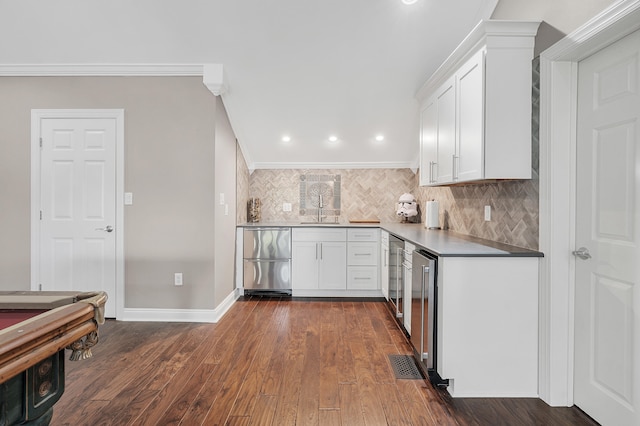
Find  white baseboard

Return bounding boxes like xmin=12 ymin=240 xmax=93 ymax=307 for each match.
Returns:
xmin=291 ymin=289 xmax=384 ymax=298
xmin=119 ymin=289 xmax=240 ymax=323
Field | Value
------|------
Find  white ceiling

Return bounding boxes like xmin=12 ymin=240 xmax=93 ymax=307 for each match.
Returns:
xmin=0 ymin=0 xmax=499 ymax=169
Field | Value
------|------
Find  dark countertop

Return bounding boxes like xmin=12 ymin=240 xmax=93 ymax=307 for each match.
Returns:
xmin=238 ymin=222 xmax=543 ymax=258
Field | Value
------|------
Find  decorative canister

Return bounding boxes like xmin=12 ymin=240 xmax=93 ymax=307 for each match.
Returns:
xmin=247 ymin=198 xmax=261 ymax=222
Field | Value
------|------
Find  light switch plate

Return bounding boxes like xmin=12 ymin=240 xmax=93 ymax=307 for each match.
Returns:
xmin=219 ymin=193 xmax=225 ymax=205
xmin=124 ymin=192 xmax=133 ymax=205
xmin=283 ymin=202 xmax=292 ymax=212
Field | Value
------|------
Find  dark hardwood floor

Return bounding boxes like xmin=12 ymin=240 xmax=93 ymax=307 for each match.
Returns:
xmin=51 ymin=297 xmax=599 ymax=425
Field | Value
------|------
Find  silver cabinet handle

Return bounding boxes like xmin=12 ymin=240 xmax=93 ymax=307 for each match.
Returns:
xmin=95 ymin=225 xmax=114 ymax=233
xmin=572 ymin=247 xmax=591 ymax=260
xmin=452 ymin=154 xmax=459 ymax=181
xmin=429 ymin=161 xmax=435 ymax=183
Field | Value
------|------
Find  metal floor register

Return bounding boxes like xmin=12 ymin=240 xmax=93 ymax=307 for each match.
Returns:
xmin=388 ymin=354 xmax=424 ymax=380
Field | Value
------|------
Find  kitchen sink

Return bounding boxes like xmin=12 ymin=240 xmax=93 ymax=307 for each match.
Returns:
xmin=299 ymin=221 xmax=339 ymax=225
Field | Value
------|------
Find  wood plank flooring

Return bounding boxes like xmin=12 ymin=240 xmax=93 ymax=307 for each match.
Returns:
xmin=51 ymin=297 xmax=599 ymax=425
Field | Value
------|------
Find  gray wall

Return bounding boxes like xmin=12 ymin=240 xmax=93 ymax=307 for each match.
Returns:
xmin=0 ymin=76 xmax=235 ymax=311
xmin=213 ymin=96 xmax=238 ymax=307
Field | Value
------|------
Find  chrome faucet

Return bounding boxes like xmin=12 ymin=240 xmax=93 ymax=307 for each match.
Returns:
xmin=317 ymin=194 xmax=324 ymax=223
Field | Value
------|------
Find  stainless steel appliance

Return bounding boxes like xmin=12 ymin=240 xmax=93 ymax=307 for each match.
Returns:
xmin=411 ymin=249 xmax=438 ymax=374
xmin=243 ymin=228 xmax=292 ymax=295
xmin=388 ymin=235 xmax=404 ymax=320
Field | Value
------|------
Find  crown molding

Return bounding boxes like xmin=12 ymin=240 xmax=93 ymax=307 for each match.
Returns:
xmin=540 ymin=0 xmax=640 ymax=62
xmin=416 ymin=19 xmax=540 ymax=101
xmin=203 ymin=64 xmax=228 ymax=96
xmin=251 ymin=161 xmax=416 ymax=171
xmin=0 ymin=63 xmax=205 ymax=76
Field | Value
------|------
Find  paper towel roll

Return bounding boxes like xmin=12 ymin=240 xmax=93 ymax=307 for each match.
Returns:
xmin=425 ymin=200 xmax=440 ymax=229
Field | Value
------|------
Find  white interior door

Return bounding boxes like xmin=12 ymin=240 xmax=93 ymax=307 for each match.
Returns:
xmin=574 ymin=29 xmax=640 ymax=426
xmin=37 ymin=115 xmax=118 ymax=317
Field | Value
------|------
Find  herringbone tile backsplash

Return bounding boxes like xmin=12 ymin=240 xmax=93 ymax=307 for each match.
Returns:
xmin=414 ymin=176 xmax=539 ymax=250
xmin=238 ymin=162 xmax=539 ymax=250
xmin=236 ymin=143 xmax=250 ymax=224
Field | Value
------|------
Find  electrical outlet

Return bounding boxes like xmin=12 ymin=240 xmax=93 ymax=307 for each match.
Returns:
xmin=174 ymin=273 xmax=183 ymax=286
xmin=283 ymin=202 xmax=292 ymax=212
xmin=484 ymin=205 xmax=491 ymax=221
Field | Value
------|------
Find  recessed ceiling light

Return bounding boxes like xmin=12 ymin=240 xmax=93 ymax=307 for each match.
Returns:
xmin=401 ymin=0 xmax=418 ymax=4
xmin=282 ymin=135 xmax=291 ymax=143
xmin=328 ymin=135 xmax=338 ymax=143
xmin=375 ymin=135 xmax=385 ymax=142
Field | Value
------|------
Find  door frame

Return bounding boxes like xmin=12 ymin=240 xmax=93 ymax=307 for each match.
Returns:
xmin=539 ymin=0 xmax=640 ymax=407
xmin=31 ymin=109 xmax=125 ymax=319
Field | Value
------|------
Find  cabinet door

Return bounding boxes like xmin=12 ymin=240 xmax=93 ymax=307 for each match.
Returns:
xmin=457 ymin=49 xmax=485 ymax=182
xmin=436 ymin=77 xmax=456 ymax=184
xmin=318 ymin=242 xmax=347 ymax=290
xmin=420 ymin=97 xmax=438 ymax=186
xmin=292 ymin=241 xmax=319 ymax=289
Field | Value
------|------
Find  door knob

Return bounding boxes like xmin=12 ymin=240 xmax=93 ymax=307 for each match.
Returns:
xmin=95 ymin=225 xmax=114 ymax=233
xmin=572 ymin=247 xmax=591 ymax=260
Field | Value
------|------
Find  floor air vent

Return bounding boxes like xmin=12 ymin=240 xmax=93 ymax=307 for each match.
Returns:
xmin=388 ymin=354 xmax=424 ymax=380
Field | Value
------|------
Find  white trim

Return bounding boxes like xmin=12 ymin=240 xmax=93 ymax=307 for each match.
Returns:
xmin=203 ymin=64 xmax=228 ymax=96
xmin=416 ymin=20 xmax=540 ymax=101
xmin=30 ymin=109 xmax=125 ymax=319
xmin=251 ymin=161 xmax=416 ymax=170
xmin=0 ymin=64 xmax=204 ymax=76
xmin=292 ymin=289 xmax=384 ymax=298
xmin=120 ymin=289 xmax=240 ymax=323
xmin=538 ymin=0 xmax=640 ymax=407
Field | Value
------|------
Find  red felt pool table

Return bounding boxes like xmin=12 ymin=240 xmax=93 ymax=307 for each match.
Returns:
xmin=0 ymin=291 xmax=107 ymax=425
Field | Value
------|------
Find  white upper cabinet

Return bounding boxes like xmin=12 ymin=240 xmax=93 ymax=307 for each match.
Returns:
xmin=456 ymin=49 xmax=484 ymax=182
xmin=417 ymin=20 xmax=540 ymax=186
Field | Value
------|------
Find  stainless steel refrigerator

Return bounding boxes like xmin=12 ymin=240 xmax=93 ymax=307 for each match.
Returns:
xmin=243 ymin=228 xmax=292 ymax=295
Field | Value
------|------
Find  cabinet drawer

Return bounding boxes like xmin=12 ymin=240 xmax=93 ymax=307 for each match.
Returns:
xmin=347 ymin=242 xmax=378 ymax=265
xmin=347 ymin=266 xmax=379 ymax=290
xmin=293 ymin=228 xmax=347 ymax=242
xmin=347 ymin=228 xmax=379 ymax=242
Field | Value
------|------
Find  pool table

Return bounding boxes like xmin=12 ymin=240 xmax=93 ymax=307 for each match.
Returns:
xmin=0 ymin=291 xmax=107 ymax=425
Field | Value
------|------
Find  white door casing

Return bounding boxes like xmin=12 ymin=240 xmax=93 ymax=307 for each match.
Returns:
xmin=539 ymin=0 xmax=640 ymax=409
xmin=31 ymin=109 xmax=124 ymax=319
xmin=574 ymin=28 xmax=640 ymax=426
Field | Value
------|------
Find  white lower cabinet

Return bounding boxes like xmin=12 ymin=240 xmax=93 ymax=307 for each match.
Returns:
xmin=292 ymin=227 xmax=381 ymax=297
xmin=437 ymin=256 xmax=539 ymax=397
xmin=318 ymin=242 xmax=348 ymax=290
xmin=292 ymin=228 xmax=346 ymax=292
xmin=347 ymin=228 xmax=379 ymax=290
